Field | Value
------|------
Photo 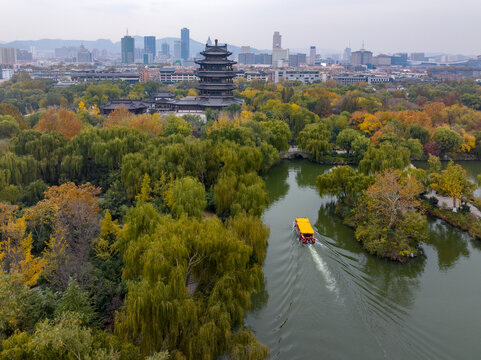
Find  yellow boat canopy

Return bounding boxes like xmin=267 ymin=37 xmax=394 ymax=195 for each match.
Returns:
xmin=296 ymin=218 xmax=314 ymax=235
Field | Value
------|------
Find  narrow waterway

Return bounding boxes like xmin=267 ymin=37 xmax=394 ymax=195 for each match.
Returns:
xmin=245 ymin=160 xmax=481 ymax=360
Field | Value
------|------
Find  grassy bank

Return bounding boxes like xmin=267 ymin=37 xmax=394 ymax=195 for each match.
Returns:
xmin=421 ymin=200 xmax=481 ymax=240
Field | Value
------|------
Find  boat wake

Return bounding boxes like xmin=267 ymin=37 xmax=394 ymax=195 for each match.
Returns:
xmin=308 ymin=245 xmax=340 ymax=298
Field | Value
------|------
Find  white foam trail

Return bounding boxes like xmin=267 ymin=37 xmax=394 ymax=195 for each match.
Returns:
xmin=309 ymin=245 xmax=338 ymax=295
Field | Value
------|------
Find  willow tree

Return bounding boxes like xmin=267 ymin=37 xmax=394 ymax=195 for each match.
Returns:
xmin=316 ymin=166 xmax=373 ymax=206
xmin=165 ymin=176 xmax=206 ymax=219
xmin=296 ymin=122 xmax=331 ymax=162
xmin=214 ymin=171 xmax=268 ymax=218
xmin=115 ymin=204 xmax=268 ymax=359
xmin=359 ymin=142 xmax=411 ymax=175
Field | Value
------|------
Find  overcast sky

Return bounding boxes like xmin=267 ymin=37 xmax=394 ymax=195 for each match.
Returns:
xmin=3 ymin=0 xmax=481 ymax=54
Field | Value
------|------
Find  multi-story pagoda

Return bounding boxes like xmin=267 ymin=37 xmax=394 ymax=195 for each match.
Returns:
xmin=195 ymin=39 xmax=243 ymax=109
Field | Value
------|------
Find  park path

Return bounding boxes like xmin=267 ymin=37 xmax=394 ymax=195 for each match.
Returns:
xmin=426 ymin=191 xmax=481 ymax=218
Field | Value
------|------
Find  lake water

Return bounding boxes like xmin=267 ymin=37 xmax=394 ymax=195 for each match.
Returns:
xmin=246 ymin=160 xmax=481 ymax=360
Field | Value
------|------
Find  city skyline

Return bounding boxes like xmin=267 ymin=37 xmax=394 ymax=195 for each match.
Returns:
xmin=2 ymin=0 xmax=481 ymax=55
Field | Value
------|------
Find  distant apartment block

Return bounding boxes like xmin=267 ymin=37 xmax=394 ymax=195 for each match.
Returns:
xmin=289 ymin=53 xmax=307 ymax=67
xmin=236 ymin=70 xmax=272 ymax=82
xmin=0 ymin=47 xmax=16 ymax=64
xmin=391 ymin=53 xmax=408 ymax=66
xmin=410 ymin=52 xmax=425 ymax=61
xmin=241 ymin=46 xmax=251 ymax=54
xmin=238 ymin=53 xmax=272 ymax=65
xmin=16 ymin=49 xmax=33 ymax=61
xmin=350 ymin=49 xmax=373 ymax=67
xmin=238 ymin=53 xmax=256 ymax=65
xmin=159 ymin=68 xmax=198 ymax=83
xmin=274 ymin=70 xmax=324 ymax=83
xmin=272 ymin=48 xmax=289 ymax=67
xmin=333 ymin=74 xmax=392 ymax=86
xmin=71 ymin=71 xmax=140 ymax=84
xmin=77 ymin=45 xmax=92 ymax=63
xmin=0 ymin=68 xmax=14 ymax=80
xmin=139 ymin=68 xmax=160 ymax=82
xmin=372 ymin=54 xmax=391 ymax=67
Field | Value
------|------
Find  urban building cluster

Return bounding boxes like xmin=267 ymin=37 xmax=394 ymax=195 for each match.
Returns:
xmin=2 ymin=28 xmax=481 ymax=87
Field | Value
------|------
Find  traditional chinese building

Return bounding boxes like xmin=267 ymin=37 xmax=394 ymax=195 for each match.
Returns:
xmin=99 ymin=40 xmax=242 ymax=114
xmin=194 ymin=39 xmax=243 ymax=109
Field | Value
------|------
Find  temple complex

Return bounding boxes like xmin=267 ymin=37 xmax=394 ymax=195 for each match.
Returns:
xmin=100 ymin=40 xmax=242 ymax=115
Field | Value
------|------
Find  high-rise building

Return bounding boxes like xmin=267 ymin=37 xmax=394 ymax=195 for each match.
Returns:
xmin=241 ymin=46 xmax=251 ymax=54
xmin=174 ymin=41 xmax=181 ymax=60
xmin=273 ymin=31 xmax=282 ymax=49
xmin=161 ymin=43 xmax=170 ymax=57
xmin=207 ymin=37 xmax=212 ymax=46
xmin=309 ymin=46 xmax=316 ymax=65
xmin=181 ymin=27 xmax=190 ymax=60
xmin=121 ymin=33 xmax=135 ymax=64
xmin=16 ymin=49 xmax=33 ymax=61
xmin=29 ymin=46 xmax=37 ymax=59
xmin=272 ymin=48 xmax=289 ymax=67
xmin=343 ymin=47 xmax=351 ymax=63
xmin=289 ymin=53 xmax=307 ymax=67
xmin=77 ymin=45 xmax=92 ymax=63
xmin=350 ymin=49 xmax=373 ymax=67
xmin=392 ymin=53 xmax=408 ymax=66
xmin=144 ymin=36 xmax=156 ymax=59
xmin=0 ymin=47 xmax=16 ymax=64
xmin=238 ymin=53 xmax=255 ymax=65
xmin=134 ymin=48 xmax=143 ymax=60
xmin=410 ymin=52 xmax=425 ymax=61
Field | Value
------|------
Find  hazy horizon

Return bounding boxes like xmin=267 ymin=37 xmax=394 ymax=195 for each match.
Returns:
xmin=3 ymin=0 xmax=481 ymax=55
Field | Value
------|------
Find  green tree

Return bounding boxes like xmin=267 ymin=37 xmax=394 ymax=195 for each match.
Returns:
xmin=352 ymin=169 xmax=427 ymax=261
xmin=430 ymin=161 xmax=475 ymax=207
xmin=259 ymin=120 xmax=291 ymax=151
xmin=296 ymin=122 xmax=331 ymax=162
xmin=316 ymin=166 xmax=373 ymax=205
xmin=55 ymin=279 xmax=96 ymax=326
xmin=351 ymin=135 xmax=371 ymax=157
xmin=336 ymin=128 xmax=360 ymax=154
xmin=432 ymin=127 xmax=462 ymax=155
xmin=359 ymin=143 xmax=411 ymax=174
xmin=406 ymin=123 xmax=430 ymax=144
xmin=115 ymin=205 xmax=268 ymax=359
xmin=165 ymin=176 xmax=207 ymax=219
xmin=0 ymin=115 xmax=20 ymax=139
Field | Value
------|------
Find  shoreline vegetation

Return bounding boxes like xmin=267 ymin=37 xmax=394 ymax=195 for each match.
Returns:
xmin=1 ymin=74 xmax=481 ymax=357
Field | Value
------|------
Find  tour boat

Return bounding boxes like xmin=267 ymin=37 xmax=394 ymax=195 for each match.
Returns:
xmin=294 ymin=218 xmax=316 ymax=244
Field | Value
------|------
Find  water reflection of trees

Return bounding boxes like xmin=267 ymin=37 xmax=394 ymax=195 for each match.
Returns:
xmin=315 ymin=203 xmax=426 ymax=310
xmin=315 ymin=203 xmax=363 ymax=255
xmin=362 ymin=253 xmax=426 ymax=310
xmin=249 ymin=278 xmax=269 ymax=313
xmin=426 ymin=218 xmax=470 ymax=271
xmin=264 ymin=162 xmax=290 ymax=204
xmin=295 ymin=161 xmax=331 ymax=188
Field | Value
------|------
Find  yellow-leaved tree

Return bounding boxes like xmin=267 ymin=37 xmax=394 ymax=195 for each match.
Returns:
xmin=0 ymin=204 xmax=46 ymax=286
